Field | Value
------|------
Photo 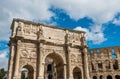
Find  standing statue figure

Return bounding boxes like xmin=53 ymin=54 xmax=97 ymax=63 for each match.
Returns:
xmin=17 ymin=22 xmax=22 ymax=31
xmin=37 ymin=26 xmax=43 ymax=40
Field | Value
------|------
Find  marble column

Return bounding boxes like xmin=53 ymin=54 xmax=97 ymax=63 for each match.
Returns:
xmin=13 ymin=40 xmax=21 ymax=79
xmin=37 ymin=43 xmax=44 ymax=79
xmin=8 ymin=43 xmax=15 ymax=79
xmin=83 ymin=48 xmax=90 ymax=79
xmin=68 ymin=46 xmax=73 ymax=79
xmin=64 ymin=64 xmax=67 ymax=79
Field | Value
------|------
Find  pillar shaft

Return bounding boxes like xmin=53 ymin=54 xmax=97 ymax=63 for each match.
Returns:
xmin=103 ymin=63 xmax=106 ymax=72
xmin=68 ymin=46 xmax=73 ymax=79
xmin=110 ymin=62 xmax=113 ymax=70
xmin=8 ymin=43 xmax=15 ymax=79
xmin=37 ymin=43 xmax=44 ymax=79
xmin=83 ymin=48 xmax=90 ymax=79
xmin=13 ymin=40 xmax=21 ymax=79
xmin=64 ymin=64 xmax=67 ymax=79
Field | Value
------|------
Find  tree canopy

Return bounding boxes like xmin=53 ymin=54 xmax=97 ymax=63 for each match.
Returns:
xmin=0 ymin=68 xmax=6 ymax=79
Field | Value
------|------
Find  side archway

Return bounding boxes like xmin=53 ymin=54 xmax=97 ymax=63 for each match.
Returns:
xmin=93 ymin=76 xmax=97 ymax=79
xmin=100 ymin=75 xmax=103 ymax=79
xmin=115 ymin=75 xmax=120 ymax=79
xmin=73 ymin=67 xmax=82 ymax=79
xmin=21 ymin=65 xmax=34 ymax=79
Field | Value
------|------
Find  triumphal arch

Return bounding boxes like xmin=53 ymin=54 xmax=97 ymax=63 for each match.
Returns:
xmin=7 ymin=19 xmax=90 ymax=79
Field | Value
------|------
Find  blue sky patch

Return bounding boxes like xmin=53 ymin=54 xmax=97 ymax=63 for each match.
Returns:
xmin=0 ymin=40 xmax=9 ymax=51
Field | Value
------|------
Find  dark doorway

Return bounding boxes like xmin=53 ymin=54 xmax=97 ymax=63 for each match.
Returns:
xmin=93 ymin=76 xmax=97 ymax=79
xmin=73 ymin=67 xmax=82 ymax=79
xmin=107 ymin=75 xmax=112 ymax=79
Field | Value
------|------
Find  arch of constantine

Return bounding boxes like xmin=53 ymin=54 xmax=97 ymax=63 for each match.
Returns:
xmin=7 ymin=18 xmax=120 ymax=79
xmin=7 ymin=19 xmax=89 ymax=79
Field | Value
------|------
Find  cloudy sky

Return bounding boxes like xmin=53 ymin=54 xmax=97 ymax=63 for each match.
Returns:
xmin=0 ymin=0 xmax=120 ymax=70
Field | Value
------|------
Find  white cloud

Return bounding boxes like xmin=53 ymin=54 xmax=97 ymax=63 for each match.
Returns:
xmin=49 ymin=0 xmax=120 ymax=24
xmin=0 ymin=0 xmax=54 ymax=41
xmin=0 ymin=50 xmax=9 ymax=70
xmin=74 ymin=25 xmax=107 ymax=44
xmin=74 ymin=27 xmax=88 ymax=32
xmin=1 ymin=0 xmax=120 ymax=41
xmin=113 ymin=16 xmax=120 ymax=26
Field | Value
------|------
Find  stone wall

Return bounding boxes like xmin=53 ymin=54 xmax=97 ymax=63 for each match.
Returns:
xmin=88 ymin=46 xmax=120 ymax=79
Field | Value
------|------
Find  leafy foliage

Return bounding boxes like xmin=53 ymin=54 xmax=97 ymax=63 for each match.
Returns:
xmin=0 ymin=68 xmax=6 ymax=79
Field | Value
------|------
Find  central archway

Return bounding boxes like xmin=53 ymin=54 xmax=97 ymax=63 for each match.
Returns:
xmin=107 ymin=75 xmax=112 ymax=79
xmin=73 ymin=67 xmax=82 ymax=79
xmin=44 ymin=53 xmax=64 ymax=79
xmin=21 ymin=65 xmax=34 ymax=79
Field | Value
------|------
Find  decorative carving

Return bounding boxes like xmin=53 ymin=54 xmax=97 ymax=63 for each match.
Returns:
xmin=23 ymin=24 xmax=30 ymax=34
xmin=77 ymin=54 xmax=81 ymax=63
xmin=17 ymin=22 xmax=22 ymax=31
xmin=67 ymin=32 xmax=81 ymax=43
xmin=71 ymin=54 xmax=76 ymax=65
xmin=31 ymin=25 xmax=38 ymax=34
xmin=23 ymin=24 xmax=38 ymax=35
xmin=44 ymin=48 xmax=65 ymax=57
xmin=37 ymin=25 xmax=43 ymax=40
xmin=71 ymin=54 xmax=82 ymax=66
xmin=20 ymin=49 xmax=37 ymax=58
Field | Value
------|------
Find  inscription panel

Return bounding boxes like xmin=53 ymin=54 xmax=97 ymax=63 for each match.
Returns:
xmin=43 ymin=26 xmax=66 ymax=44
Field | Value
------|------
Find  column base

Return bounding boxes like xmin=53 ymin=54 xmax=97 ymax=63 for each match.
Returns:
xmin=68 ymin=77 xmax=73 ymax=79
xmin=37 ymin=76 xmax=44 ymax=79
xmin=13 ymin=76 xmax=18 ymax=79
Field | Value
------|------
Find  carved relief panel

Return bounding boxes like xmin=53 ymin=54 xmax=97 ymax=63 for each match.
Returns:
xmin=70 ymin=53 xmax=82 ymax=66
xmin=67 ymin=32 xmax=81 ymax=45
xmin=43 ymin=45 xmax=65 ymax=55
xmin=20 ymin=49 xmax=37 ymax=58
xmin=23 ymin=24 xmax=39 ymax=35
xmin=19 ymin=42 xmax=37 ymax=72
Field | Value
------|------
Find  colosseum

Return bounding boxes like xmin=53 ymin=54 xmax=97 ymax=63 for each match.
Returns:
xmin=7 ymin=18 xmax=120 ymax=79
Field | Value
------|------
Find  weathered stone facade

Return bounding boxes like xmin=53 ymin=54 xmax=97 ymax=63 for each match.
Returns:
xmin=8 ymin=19 xmax=89 ymax=79
xmin=7 ymin=18 xmax=120 ymax=79
xmin=88 ymin=47 xmax=120 ymax=79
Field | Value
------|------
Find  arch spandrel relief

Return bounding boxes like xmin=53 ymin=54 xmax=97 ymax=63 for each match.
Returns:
xmin=43 ymin=49 xmax=66 ymax=65
xmin=70 ymin=54 xmax=82 ymax=66
xmin=20 ymin=47 xmax=37 ymax=59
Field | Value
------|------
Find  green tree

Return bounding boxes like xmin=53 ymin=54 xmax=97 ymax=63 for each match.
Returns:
xmin=0 ymin=68 xmax=6 ymax=79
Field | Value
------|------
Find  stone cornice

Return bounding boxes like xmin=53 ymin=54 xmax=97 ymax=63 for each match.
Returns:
xmin=10 ymin=36 xmax=83 ymax=49
xmin=11 ymin=18 xmax=86 ymax=34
